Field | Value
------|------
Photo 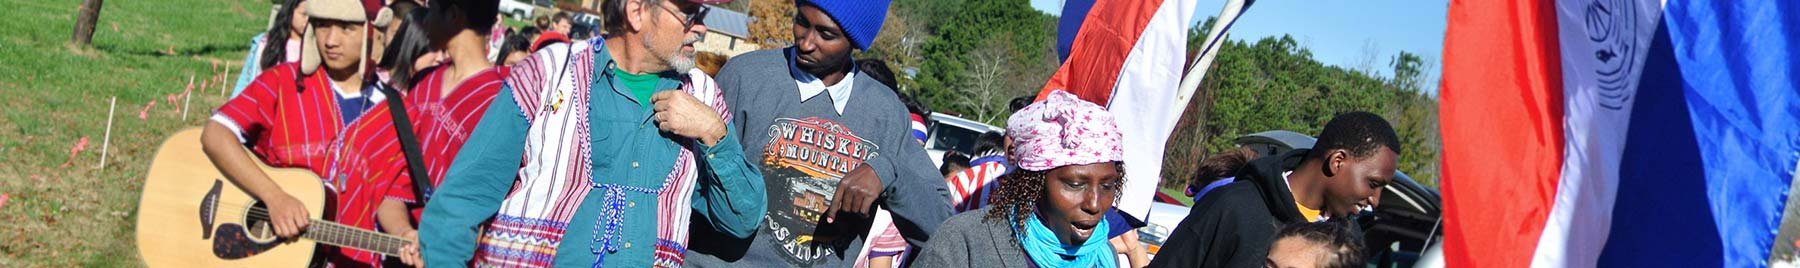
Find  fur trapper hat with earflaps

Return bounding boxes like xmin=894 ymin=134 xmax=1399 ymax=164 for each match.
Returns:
xmin=299 ymin=0 xmax=382 ymax=75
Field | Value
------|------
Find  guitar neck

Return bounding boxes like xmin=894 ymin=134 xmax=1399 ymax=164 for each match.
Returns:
xmin=300 ymin=220 xmax=407 ymax=256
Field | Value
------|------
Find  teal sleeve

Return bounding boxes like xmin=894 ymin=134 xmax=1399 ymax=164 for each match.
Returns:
xmin=231 ymin=34 xmax=264 ymax=97
xmin=420 ymin=86 xmax=528 ymax=267
xmin=691 ymin=122 xmax=768 ymax=238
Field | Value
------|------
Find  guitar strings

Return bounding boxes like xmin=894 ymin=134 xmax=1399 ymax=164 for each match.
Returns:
xmin=205 ymin=201 xmax=412 ymax=252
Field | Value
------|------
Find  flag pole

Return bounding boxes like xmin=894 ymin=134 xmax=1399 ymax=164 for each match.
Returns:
xmin=98 ymin=96 xmax=115 ymax=169
xmin=182 ymin=86 xmax=193 ymax=121
xmin=1174 ymin=0 xmax=1254 ymax=108
xmin=182 ymin=74 xmax=194 ymax=121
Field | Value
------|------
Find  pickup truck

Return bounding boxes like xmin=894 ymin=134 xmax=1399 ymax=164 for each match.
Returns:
xmin=498 ymin=0 xmax=535 ymax=20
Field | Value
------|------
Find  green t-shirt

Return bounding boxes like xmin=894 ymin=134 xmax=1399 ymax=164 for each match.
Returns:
xmin=612 ymin=67 xmax=661 ymax=110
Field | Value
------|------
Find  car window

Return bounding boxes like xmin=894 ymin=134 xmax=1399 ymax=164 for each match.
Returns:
xmin=929 ymin=123 xmax=981 ymax=155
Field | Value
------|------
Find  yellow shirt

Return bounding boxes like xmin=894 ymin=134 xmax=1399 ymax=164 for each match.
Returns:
xmin=1283 ymin=171 xmax=1323 ymax=222
xmin=1296 ymin=201 xmax=1322 ymax=222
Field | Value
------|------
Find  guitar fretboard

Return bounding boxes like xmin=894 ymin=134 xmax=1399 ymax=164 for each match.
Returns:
xmin=300 ymin=220 xmax=408 ymax=256
xmin=245 ymin=207 xmax=407 ymax=256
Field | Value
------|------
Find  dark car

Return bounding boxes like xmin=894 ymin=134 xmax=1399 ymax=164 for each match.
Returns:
xmin=1360 ymin=169 xmax=1441 ymax=267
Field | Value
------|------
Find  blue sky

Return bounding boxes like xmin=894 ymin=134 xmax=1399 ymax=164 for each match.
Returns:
xmin=1029 ymin=0 xmax=1449 ymax=92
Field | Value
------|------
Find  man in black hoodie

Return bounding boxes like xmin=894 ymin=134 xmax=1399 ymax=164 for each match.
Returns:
xmin=1149 ymin=112 xmax=1401 ymax=268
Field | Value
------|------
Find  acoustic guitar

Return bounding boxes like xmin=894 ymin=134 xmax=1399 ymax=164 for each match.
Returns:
xmin=136 ymin=128 xmax=408 ymax=267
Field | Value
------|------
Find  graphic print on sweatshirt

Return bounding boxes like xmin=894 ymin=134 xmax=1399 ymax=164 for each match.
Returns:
xmin=759 ymin=117 xmax=880 ymax=265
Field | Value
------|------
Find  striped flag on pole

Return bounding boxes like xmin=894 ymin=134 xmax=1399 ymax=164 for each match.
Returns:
xmin=1040 ymin=0 xmax=1215 ymax=226
xmin=1439 ymin=0 xmax=1800 ymax=266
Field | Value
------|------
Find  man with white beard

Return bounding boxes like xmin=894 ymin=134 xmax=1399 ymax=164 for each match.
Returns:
xmin=417 ymin=0 xmax=769 ymax=267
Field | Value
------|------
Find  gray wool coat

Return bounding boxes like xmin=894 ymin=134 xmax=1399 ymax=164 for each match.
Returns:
xmin=914 ymin=207 xmax=1036 ymax=267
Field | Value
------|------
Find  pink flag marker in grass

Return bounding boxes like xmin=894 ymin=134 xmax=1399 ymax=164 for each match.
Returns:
xmin=139 ymin=100 xmax=156 ymax=120
xmin=60 ymin=137 xmax=89 ymax=168
xmin=165 ymin=93 xmax=181 ymax=113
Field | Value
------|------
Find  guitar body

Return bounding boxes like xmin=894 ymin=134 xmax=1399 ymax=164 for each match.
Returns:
xmin=136 ymin=128 xmax=328 ymax=268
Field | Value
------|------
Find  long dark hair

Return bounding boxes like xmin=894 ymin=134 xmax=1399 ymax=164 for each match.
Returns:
xmin=378 ymin=8 xmax=433 ymax=91
xmin=261 ymin=0 xmax=305 ymax=69
xmin=492 ymin=31 xmax=532 ymax=65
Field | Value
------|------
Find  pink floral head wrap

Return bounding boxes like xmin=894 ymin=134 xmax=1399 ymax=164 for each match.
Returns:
xmin=1006 ymin=90 xmax=1124 ymax=172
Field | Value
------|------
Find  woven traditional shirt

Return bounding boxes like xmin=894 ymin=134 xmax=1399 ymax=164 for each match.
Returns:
xmin=212 ymin=62 xmax=393 ymax=267
xmin=419 ymin=40 xmax=766 ymax=268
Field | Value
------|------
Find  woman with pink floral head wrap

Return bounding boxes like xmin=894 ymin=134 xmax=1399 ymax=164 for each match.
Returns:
xmin=914 ymin=90 xmax=1126 ymax=268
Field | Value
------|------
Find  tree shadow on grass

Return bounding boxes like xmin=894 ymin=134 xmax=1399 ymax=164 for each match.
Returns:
xmin=94 ymin=42 xmax=251 ymax=58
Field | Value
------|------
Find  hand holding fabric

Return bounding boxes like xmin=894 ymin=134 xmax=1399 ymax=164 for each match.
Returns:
xmin=652 ymin=90 xmax=728 ymax=146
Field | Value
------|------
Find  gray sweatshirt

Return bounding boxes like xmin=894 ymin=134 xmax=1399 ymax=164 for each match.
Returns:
xmin=913 ymin=207 xmax=1034 ymax=267
xmin=684 ymin=48 xmax=953 ymax=267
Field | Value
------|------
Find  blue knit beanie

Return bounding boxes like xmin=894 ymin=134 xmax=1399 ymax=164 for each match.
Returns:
xmin=796 ymin=0 xmax=890 ymax=50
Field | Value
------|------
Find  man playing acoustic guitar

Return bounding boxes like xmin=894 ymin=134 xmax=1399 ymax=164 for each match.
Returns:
xmin=199 ymin=0 xmax=400 ymax=267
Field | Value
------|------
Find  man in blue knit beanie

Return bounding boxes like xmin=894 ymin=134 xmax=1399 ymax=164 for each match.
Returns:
xmin=684 ymin=0 xmax=957 ymax=267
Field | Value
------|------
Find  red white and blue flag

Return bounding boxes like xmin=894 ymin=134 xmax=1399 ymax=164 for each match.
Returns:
xmin=1440 ymin=0 xmax=1800 ymax=267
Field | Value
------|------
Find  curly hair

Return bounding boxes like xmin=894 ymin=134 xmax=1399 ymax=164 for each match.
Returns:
xmin=984 ymin=163 xmax=1126 ymax=226
xmin=1309 ymin=111 xmax=1401 ymax=160
xmin=1273 ymin=219 xmax=1366 ymax=268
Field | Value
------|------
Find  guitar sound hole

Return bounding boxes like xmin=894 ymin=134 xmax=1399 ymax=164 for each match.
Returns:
xmin=242 ymin=201 xmax=275 ymax=240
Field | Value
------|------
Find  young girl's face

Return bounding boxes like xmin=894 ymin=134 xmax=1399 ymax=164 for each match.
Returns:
xmin=503 ymin=51 xmax=529 ymax=67
xmin=412 ymin=51 xmax=443 ymax=72
xmin=289 ymin=0 xmax=309 ymax=36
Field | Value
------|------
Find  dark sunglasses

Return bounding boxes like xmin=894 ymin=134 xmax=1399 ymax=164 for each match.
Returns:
xmin=651 ymin=2 xmax=709 ymax=30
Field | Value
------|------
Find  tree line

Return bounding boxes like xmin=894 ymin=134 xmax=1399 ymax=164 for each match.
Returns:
xmin=742 ymin=0 xmax=1443 ymax=190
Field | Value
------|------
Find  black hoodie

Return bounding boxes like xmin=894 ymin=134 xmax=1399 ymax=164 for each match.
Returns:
xmin=1148 ymin=149 xmax=1311 ymax=268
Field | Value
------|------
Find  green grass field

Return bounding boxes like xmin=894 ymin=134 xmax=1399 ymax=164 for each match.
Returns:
xmin=0 ymin=0 xmax=271 ymax=266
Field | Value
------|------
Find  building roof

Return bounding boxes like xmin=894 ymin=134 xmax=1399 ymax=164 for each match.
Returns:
xmin=703 ymin=5 xmax=751 ymax=38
